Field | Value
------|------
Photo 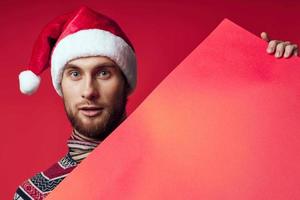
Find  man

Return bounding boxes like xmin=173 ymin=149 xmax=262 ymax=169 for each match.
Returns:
xmin=14 ymin=6 xmax=298 ymax=200
xmin=15 ymin=6 xmax=136 ymax=199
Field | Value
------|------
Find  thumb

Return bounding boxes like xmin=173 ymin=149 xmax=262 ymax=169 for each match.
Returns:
xmin=260 ymin=32 xmax=270 ymax=42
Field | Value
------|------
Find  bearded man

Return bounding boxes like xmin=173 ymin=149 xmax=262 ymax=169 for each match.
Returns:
xmin=14 ymin=6 xmax=136 ymax=199
xmin=14 ymin=6 xmax=297 ymax=200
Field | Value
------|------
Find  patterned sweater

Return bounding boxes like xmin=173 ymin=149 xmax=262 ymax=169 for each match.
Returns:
xmin=14 ymin=130 xmax=100 ymax=200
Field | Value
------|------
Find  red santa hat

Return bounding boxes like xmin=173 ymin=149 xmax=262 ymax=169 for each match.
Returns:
xmin=19 ymin=6 xmax=137 ymax=96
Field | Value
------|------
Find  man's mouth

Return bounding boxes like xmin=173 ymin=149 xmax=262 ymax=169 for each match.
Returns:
xmin=78 ymin=106 xmax=103 ymax=117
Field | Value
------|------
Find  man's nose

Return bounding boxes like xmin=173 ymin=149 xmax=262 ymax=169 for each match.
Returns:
xmin=81 ymin=77 xmax=99 ymax=100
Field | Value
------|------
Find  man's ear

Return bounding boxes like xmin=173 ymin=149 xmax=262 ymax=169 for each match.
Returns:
xmin=126 ymin=79 xmax=132 ymax=97
xmin=126 ymin=84 xmax=130 ymax=95
xmin=120 ymin=71 xmax=130 ymax=95
xmin=59 ymin=77 xmax=64 ymax=96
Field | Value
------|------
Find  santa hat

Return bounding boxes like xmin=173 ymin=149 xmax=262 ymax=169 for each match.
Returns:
xmin=19 ymin=6 xmax=137 ymax=96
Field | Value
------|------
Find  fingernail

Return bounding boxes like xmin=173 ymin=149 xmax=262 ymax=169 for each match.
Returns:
xmin=275 ymin=52 xmax=282 ymax=58
xmin=267 ymin=48 xmax=273 ymax=53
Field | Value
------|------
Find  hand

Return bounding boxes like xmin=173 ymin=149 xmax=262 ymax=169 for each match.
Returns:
xmin=261 ymin=32 xmax=298 ymax=58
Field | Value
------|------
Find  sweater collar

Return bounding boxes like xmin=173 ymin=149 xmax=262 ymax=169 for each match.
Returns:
xmin=67 ymin=130 xmax=101 ymax=163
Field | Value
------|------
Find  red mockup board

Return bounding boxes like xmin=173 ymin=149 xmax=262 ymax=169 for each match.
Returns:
xmin=46 ymin=19 xmax=300 ymax=199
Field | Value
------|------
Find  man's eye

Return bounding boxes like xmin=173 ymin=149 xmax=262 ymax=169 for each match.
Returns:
xmin=69 ymin=71 xmax=80 ymax=78
xmin=70 ymin=71 xmax=79 ymax=77
xmin=98 ymin=70 xmax=111 ymax=79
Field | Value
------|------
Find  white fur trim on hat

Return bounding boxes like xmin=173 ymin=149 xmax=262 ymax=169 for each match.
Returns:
xmin=51 ymin=29 xmax=137 ymax=96
xmin=19 ymin=70 xmax=41 ymax=95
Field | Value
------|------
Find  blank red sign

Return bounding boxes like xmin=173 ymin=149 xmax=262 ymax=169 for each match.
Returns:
xmin=47 ymin=19 xmax=300 ymax=200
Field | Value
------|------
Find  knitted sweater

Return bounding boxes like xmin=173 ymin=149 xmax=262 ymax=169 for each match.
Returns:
xmin=14 ymin=130 xmax=100 ymax=200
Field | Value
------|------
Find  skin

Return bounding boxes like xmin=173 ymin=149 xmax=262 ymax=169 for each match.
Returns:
xmin=261 ymin=32 xmax=298 ymax=58
xmin=61 ymin=56 xmax=128 ymax=141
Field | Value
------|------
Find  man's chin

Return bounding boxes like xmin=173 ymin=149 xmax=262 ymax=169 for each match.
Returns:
xmin=72 ymin=114 xmax=103 ymax=133
xmin=79 ymin=118 xmax=105 ymax=129
xmin=75 ymin=122 xmax=105 ymax=138
xmin=67 ymin=108 xmax=124 ymax=140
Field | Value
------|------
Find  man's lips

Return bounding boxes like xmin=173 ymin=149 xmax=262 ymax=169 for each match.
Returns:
xmin=78 ymin=106 xmax=103 ymax=117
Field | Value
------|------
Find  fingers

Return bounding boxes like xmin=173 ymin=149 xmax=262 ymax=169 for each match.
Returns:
xmin=267 ymin=40 xmax=280 ymax=54
xmin=284 ymin=44 xmax=297 ymax=58
xmin=293 ymin=45 xmax=298 ymax=57
xmin=262 ymin=32 xmax=298 ymax=58
xmin=268 ymin=40 xmax=298 ymax=58
xmin=275 ymin=41 xmax=290 ymax=58
xmin=260 ymin=32 xmax=270 ymax=42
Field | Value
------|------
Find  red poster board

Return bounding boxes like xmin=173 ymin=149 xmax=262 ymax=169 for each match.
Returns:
xmin=47 ymin=19 xmax=300 ymax=200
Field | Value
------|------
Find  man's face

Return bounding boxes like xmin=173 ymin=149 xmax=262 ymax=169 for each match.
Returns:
xmin=61 ymin=56 xmax=127 ymax=140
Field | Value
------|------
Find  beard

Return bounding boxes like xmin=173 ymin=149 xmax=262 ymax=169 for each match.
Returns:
xmin=63 ymin=94 xmax=127 ymax=141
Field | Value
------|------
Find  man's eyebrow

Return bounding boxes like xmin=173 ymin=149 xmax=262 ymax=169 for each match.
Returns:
xmin=64 ymin=63 xmax=117 ymax=69
xmin=94 ymin=63 xmax=118 ymax=68
xmin=64 ymin=64 xmax=79 ymax=70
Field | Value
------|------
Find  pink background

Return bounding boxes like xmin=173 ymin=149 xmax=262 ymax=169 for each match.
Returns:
xmin=1 ymin=0 xmax=299 ymax=199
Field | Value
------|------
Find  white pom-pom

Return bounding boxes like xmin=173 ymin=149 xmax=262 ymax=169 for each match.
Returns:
xmin=19 ymin=70 xmax=41 ymax=95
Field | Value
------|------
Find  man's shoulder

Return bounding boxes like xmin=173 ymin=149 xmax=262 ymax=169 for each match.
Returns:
xmin=13 ymin=153 xmax=77 ymax=200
